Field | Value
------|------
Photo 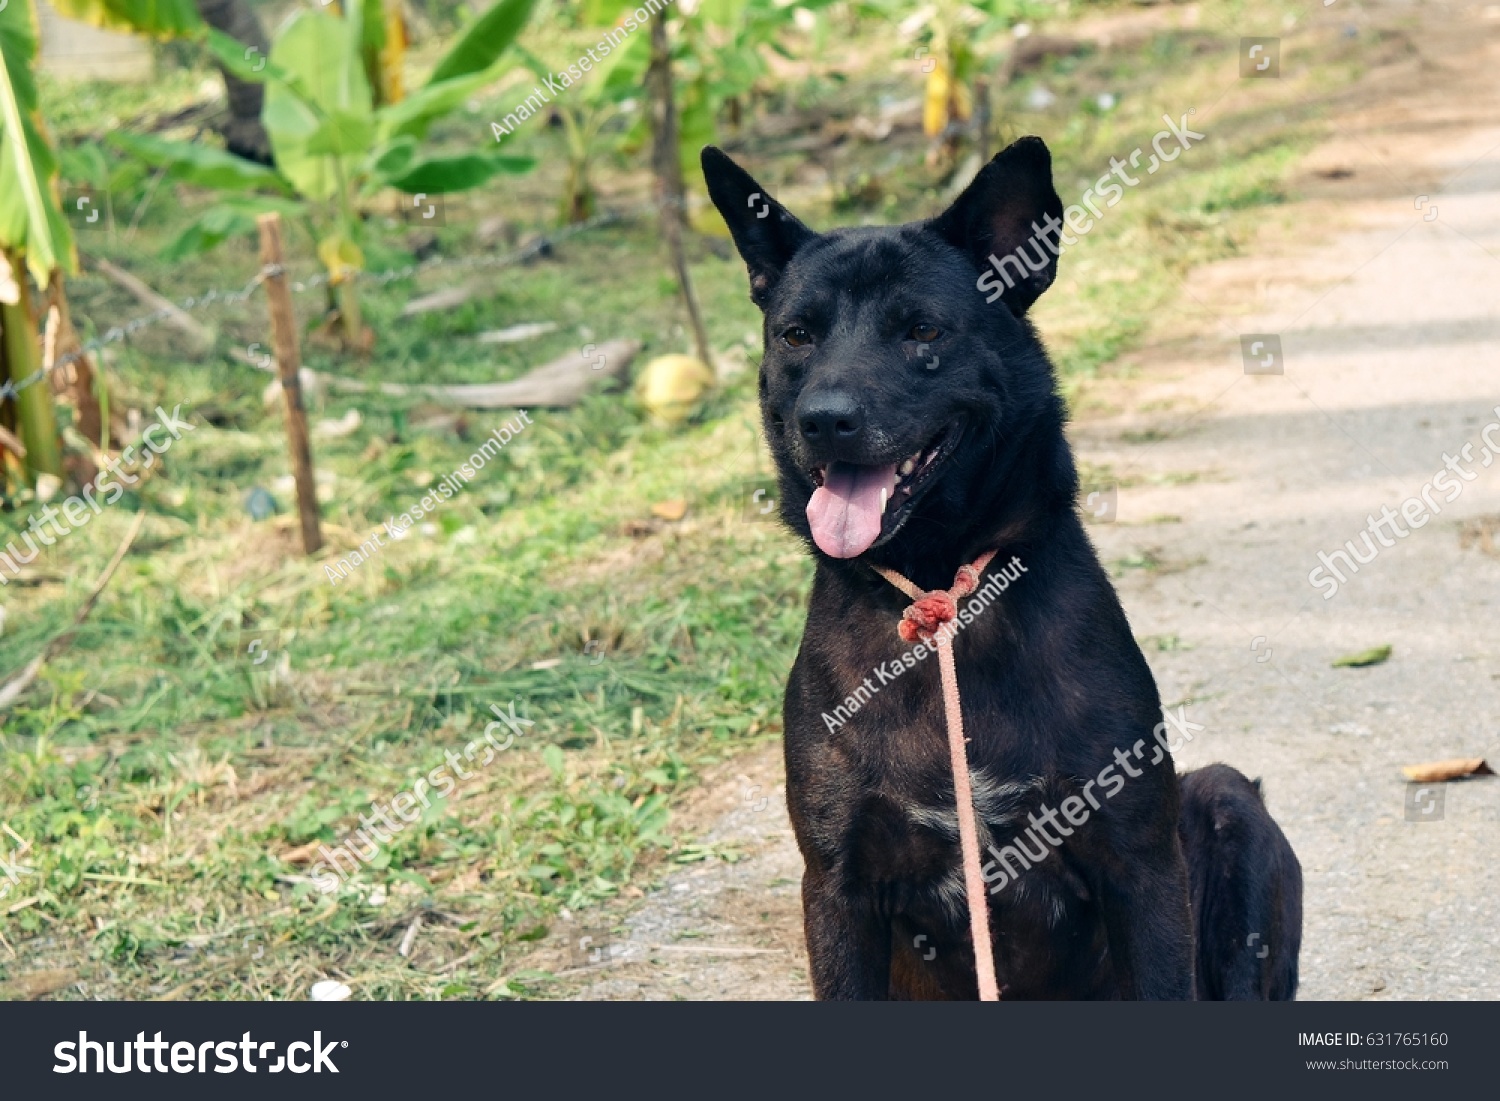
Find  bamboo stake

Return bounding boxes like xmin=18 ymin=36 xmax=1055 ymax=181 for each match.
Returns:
xmin=256 ymin=214 xmax=323 ymax=555
xmin=647 ymin=10 xmax=714 ymax=371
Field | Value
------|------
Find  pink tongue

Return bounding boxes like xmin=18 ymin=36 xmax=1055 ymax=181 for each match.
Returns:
xmin=806 ymin=461 xmax=899 ymax=558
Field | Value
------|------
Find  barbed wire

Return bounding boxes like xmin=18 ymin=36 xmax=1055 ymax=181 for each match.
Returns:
xmin=16 ymin=192 xmax=699 ymax=402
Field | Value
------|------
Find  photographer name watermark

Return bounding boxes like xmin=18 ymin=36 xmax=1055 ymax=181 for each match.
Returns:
xmin=822 ymin=556 xmax=1028 ymax=734
xmin=308 ymin=700 xmax=535 ymax=892
xmin=325 ymin=412 xmax=531 ymax=585
xmin=491 ymin=0 xmax=676 ymax=143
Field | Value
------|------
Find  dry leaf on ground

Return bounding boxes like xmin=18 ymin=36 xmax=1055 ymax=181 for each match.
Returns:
xmin=1400 ymin=758 xmax=1494 ymax=783
xmin=1332 ymin=645 xmax=1392 ymax=668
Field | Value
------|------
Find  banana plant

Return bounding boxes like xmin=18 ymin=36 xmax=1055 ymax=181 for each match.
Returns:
xmin=584 ymin=0 xmax=829 ymax=189
xmin=0 ymin=0 xmax=71 ymax=483
xmin=556 ymin=97 xmax=613 ymax=224
xmin=906 ymin=0 xmax=1040 ymax=164
xmin=108 ymin=0 xmax=538 ymax=350
xmin=502 ymin=39 xmax=637 ymax=225
xmin=358 ymin=0 xmax=407 ymax=107
xmin=46 ymin=0 xmax=201 ymax=37
xmin=518 ymin=0 xmax=818 ymax=362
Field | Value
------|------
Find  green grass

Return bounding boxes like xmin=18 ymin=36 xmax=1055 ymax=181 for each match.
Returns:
xmin=0 ymin=0 xmax=1364 ymax=999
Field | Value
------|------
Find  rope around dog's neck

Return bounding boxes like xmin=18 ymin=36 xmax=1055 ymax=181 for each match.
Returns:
xmin=871 ymin=550 xmax=1001 ymax=1002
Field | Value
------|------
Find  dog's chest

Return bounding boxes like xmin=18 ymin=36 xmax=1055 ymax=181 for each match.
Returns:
xmin=847 ymin=766 xmax=1088 ymax=923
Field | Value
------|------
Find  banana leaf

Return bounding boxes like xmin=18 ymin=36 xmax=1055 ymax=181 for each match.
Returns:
xmin=262 ymin=9 xmax=374 ymax=203
xmin=48 ymin=0 xmax=201 ymax=38
xmin=380 ymin=152 xmax=535 ymax=194
xmin=378 ymin=65 xmax=501 ymax=141
xmin=161 ymin=195 xmax=306 ymax=261
xmin=108 ymin=130 xmax=292 ymax=193
xmin=427 ymin=0 xmax=536 ymax=86
xmin=0 ymin=0 xmax=72 ymax=281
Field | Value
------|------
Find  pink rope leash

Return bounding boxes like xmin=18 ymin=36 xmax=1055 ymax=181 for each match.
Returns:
xmin=872 ymin=550 xmax=1001 ymax=1001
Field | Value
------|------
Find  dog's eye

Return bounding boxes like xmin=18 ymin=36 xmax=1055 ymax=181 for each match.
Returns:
xmin=909 ymin=323 xmax=940 ymax=342
xmin=782 ymin=326 xmax=813 ymax=348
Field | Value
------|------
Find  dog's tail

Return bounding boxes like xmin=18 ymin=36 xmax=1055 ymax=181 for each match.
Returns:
xmin=1177 ymin=764 xmax=1303 ymax=1000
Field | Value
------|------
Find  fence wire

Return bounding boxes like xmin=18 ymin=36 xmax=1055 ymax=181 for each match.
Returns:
xmin=19 ymin=194 xmax=697 ymax=403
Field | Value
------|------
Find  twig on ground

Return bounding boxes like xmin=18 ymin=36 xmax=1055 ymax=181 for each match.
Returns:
xmin=401 ymin=285 xmax=475 ymax=317
xmin=326 ymin=339 xmax=640 ymax=408
xmin=399 ymin=915 xmax=423 ymax=959
xmin=432 ymin=949 xmax=478 ymax=974
xmin=82 ymin=253 xmax=213 ymax=351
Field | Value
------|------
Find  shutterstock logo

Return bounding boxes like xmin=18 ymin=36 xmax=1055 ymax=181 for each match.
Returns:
xmin=54 ymin=1032 xmax=345 ymax=1074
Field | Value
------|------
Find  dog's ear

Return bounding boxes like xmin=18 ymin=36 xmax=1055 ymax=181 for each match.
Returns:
xmin=702 ymin=146 xmax=816 ymax=309
xmin=929 ymin=136 xmax=1064 ymax=316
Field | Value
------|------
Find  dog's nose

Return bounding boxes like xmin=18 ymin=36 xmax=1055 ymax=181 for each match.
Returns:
xmin=797 ymin=392 xmax=864 ymax=444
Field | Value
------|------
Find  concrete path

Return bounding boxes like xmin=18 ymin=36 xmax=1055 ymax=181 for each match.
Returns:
xmin=1080 ymin=4 xmax=1500 ymax=999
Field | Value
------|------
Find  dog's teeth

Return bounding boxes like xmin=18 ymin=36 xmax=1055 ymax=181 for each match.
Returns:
xmin=880 ymin=487 xmax=889 ymax=514
xmin=900 ymin=459 xmax=915 ymax=476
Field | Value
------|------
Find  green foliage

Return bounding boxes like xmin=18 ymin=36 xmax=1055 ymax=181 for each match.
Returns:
xmin=0 ymin=0 xmax=72 ymax=280
xmin=595 ymin=0 xmax=828 ymax=183
xmin=262 ymin=10 xmax=374 ymax=204
xmin=379 ymin=67 xmax=497 ymax=142
xmin=111 ymin=4 xmax=536 ymax=281
xmin=108 ymin=131 xmax=292 ymax=194
xmin=47 ymin=0 xmax=202 ymax=39
xmin=383 ymin=152 xmax=536 ymax=194
xmin=427 ymin=0 xmax=538 ymax=85
xmin=157 ymin=195 xmax=304 ymax=262
xmin=0 ymin=0 xmax=66 ymax=483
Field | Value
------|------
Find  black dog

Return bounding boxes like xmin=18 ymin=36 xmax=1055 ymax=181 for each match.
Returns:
xmin=702 ymin=138 xmax=1303 ymax=1000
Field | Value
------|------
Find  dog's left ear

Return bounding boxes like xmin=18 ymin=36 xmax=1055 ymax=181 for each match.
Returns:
xmin=702 ymin=146 xmax=817 ymax=309
xmin=929 ymin=136 xmax=1065 ymax=316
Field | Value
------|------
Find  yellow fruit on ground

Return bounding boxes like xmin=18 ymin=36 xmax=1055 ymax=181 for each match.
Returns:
xmin=637 ymin=354 xmax=716 ymax=423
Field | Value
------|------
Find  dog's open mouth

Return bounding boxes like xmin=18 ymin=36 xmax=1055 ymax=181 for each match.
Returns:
xmin=805 ymin=421 xmax=963 ymax=558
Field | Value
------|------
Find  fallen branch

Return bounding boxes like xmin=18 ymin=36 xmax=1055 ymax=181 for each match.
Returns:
xmin=82 ymin=253 xmax=213 ymax=352
xmin=0 ymin=510 xmax=146 ymax=712
xmin=998 ymin=35 xmax=1087 ymax=83
xmin=257 ymin=339 xmax=641 ymax=410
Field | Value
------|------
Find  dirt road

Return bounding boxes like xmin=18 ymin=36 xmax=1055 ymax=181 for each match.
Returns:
xmin=529 ymin=2 xmax=1500 ymax=1000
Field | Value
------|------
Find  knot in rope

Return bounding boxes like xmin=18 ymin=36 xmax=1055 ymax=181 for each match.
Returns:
xmin=898 ymin=593 xmax=957 ymax=643
xmin=893 ymin=561 xmax=985 ymax=643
